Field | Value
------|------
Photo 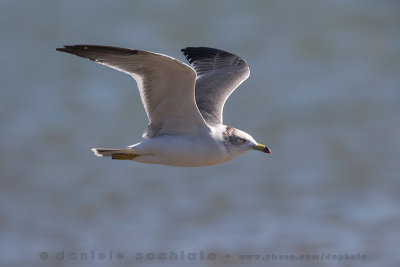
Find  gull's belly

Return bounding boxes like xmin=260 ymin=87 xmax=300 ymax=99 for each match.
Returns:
xmin=132 ymin=135 xmax=231 ymax=167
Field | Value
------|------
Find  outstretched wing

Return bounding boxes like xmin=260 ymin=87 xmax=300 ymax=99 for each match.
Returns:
xmin=57 ymin=45 xmax=208 ymax=138
xmin=181 ymin=47 xmax=250 ymax=125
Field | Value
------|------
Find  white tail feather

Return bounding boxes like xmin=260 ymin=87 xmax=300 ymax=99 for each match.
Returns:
xmin=91 ymin=148 xmax=135 ymax=157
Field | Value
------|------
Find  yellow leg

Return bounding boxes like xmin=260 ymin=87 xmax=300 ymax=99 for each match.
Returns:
xmin=111 ymin=153 xmax=140 ymax=160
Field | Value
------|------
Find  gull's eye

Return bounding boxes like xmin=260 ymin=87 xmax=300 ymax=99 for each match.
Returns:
xmin=228 ymin=136 xmax=247 ymax=145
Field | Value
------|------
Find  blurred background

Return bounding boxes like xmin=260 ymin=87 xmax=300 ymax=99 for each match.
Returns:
xmin=1 ymin=0 xmax=399 ymax=266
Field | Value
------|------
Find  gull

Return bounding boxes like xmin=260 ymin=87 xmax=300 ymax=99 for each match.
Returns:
xmin=56 ymin=45 xmax=270 ymax=167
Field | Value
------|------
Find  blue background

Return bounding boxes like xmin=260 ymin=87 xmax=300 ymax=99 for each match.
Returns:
xmin=1 ymin=1 xmax=399 ymax=266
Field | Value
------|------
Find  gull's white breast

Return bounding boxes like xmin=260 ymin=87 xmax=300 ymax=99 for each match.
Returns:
xmin=130 ymin=131 xmax=231 ymax=167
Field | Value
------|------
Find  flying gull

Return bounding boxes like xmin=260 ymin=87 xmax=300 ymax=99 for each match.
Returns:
xmin=56 ymin=45 xmax=270 ymax=167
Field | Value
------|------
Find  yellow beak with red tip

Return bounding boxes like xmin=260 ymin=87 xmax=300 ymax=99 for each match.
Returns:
xmin=252 ymin=143 xmax=271 ymax=153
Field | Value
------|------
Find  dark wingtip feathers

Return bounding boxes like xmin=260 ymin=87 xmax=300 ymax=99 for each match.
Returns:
xmin=55 ymin=45 xmax=84 ymax=52
xmin=181 ymin=47 xmax=224 ymax=64
xmin=180 ymin=47 xmax=246 ymax=66
xmin=55 ymin=45 xmax=139 ymax=61
xmin=55 ymin=46 xmax=72 ymax=53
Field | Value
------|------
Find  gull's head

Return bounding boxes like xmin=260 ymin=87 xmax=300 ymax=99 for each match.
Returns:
xmin=221 ymin=126 xmax=271 ymax=158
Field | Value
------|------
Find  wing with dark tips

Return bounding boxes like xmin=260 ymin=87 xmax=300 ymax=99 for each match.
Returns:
xmin=57 ymin=45 xmax=208 ymax=137
xmin=181 ymin=47 xmax=250 ymax=125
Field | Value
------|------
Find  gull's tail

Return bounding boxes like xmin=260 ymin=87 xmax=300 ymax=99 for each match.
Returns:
xmin=91 ymin=148 xmax=140 ymax=160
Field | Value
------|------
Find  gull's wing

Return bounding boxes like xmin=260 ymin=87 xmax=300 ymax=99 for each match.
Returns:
xmin=56 ymin=45 xmax=209 ymax=138
xmin=181 ymin=47 xmax=250 ymax=125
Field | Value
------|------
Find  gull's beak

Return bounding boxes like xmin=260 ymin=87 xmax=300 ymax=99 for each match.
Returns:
xmin=252 ymin=143 xmax=271 ymax=153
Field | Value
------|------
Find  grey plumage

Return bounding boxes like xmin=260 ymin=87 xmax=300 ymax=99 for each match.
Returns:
xmin=181 ymin=47 xmax=250 ymax=125
xmin=56 ymin=45 xmax=270 ymax=166
xmin=56 ymin=45 xmax=207 ymax=138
